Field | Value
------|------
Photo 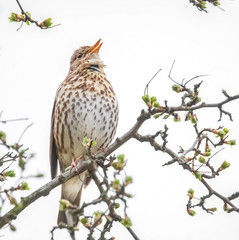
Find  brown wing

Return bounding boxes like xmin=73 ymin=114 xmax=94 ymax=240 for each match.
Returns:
xmin=49 ymin=100 xmax=58 ymax=179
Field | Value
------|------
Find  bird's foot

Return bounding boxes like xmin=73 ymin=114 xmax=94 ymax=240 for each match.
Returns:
xmin=69 ymin=156 xmax=84 ymax=173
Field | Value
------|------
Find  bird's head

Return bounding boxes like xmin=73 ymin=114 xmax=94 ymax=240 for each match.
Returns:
xmin=69 ymin=39 xmax=105 ymax=73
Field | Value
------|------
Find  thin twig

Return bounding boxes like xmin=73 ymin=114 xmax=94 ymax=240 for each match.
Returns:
xmin=144 ymin=68 xmax=162 ymax=96
xmin=18 ymin=123 xmax=33 ymax=143
xmin=14 ymin=0 xmax=61 ymax=30
xmin=0 ymin=118 xmax=28 ymax=124
xmin=168 ymin=60 xmax=181 ymax=85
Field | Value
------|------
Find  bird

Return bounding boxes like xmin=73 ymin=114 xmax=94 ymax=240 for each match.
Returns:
xmin=49 ymin=39 xmax=119 ymax=226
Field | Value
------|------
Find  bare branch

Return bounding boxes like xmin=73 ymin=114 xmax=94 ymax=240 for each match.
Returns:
xmin=17 ymin=123 xmax=33 ymax=143
xmin=0 ymin=118 xmax=28 ymax=124
xmin=144 ymin=68 xmax=162 ymax=96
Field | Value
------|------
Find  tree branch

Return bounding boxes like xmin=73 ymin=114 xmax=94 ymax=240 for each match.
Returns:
xmin=0 ymin=160 xmax=92 ymax=228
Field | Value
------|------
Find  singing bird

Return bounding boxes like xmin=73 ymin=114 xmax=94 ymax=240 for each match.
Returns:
xmin=50 ymin=39 xmax=119 ymax=226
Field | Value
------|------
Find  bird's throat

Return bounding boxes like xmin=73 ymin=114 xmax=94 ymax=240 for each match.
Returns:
xmin=88 ymin=64 xmax=100 ymax=72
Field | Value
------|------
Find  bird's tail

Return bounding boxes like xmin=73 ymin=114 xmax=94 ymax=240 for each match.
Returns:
xmin=57 ymin=173 xmax=85 ymax=226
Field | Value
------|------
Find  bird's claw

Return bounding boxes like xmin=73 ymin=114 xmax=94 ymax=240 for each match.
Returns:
xmin=69 ymin=156 xmax=84 ymax=173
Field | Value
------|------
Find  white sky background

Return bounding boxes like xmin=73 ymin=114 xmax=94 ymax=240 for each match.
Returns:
xmin=0 ymin=0 xmax=239 ymax=239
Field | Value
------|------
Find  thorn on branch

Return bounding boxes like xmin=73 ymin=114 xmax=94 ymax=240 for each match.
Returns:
xmin=162 ymin=158 xmax=177 ymax=166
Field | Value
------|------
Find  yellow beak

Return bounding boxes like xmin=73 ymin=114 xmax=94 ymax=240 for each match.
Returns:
xmin=87 ymin=39 xmax=103 ymax=54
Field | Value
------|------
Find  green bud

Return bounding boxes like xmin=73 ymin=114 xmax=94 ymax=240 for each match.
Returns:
xmin=121 ymin=215 xmax=132 ymax=228
xmin=59 ymin=199 xmax=72 ymax=211
xmin=94 ymin=211 xmax=103 ymax=217
xmin=93 ymin=211 xmax=103 ymax=226
xmin=187 ymin=188 xmax=194 ymax=199
xmin=187 ymin=209 xmax=196 ymax=216
xmin=19 ymin=182 xmax=30 ymax=190
xmin=111 ymin=179 xmax=121 ymax=190
xmin=172 ymin=84 xmax=183 ymax=93
xmin=217 ymin=131 xmax=226 ymax=138
xmin=82 ymin=137 xmax=97 ymax=148
xmin=201 ymin=1 xmax=207 ymax=9
xmin=36 ymin=173 xmax=44 ymax=178
xmin=142 ymin=94 xmax=150 ymax=103
xmin=117 ymin=154 xmax=125 ymax=162
xmin=80 ymin=217 xmax=89 ymax=224
xmin=9 ymin=12 xmax=21 ymax=22
xmin=114 ymin=203 xmax=120 ymax=209
xmin=225 ymin=140 xmax=236 ymax=146
xmin=150 ymin=96 xmax=157 ymax=103
xmin=25 ymin=11 xmax=31 ymax=18
xmin=80 ymin=217 xmax=90 ymax=228
xmin=153 ymin=101 xmax=160 ymax=108
xmin=18 ymin=158 xmax=26 ymax=170
xmin=153 ymin=114 xmax=160 ymax=119
xmin=124 ymin=192 xmax=133 ymax=198
xmin=11 ymin=143 xmax=19 ymax=150
xmin=198 ymin=156 xmax=206 ymax=164
xmin=0 ymin=131 xmax=6 ymax=143
xmin=112 ymin=154 xmax=125 ymax=170
xmin=223 ymin=128 xmax=229 ymax=134
xmin=163 ymin=114 xmax=169 ymax=120
xmin=173 ymin=115 xmax=181 ymax=122
xmin=194 ymin=172 xmax=202 ymax=181
xmin=82 ymin=137 xmax=89 ymax=144
xmin=209 ymin=207 xmax=217 ymax=212
xmin=218 ymin=161 xmax=230 ymax=171
xmin=191 ymin=116 xmax=197 ymax=124
xmin=5 ymin=170 xmax=16 ymax=177
xmin=212 ymin=1 xmax=220 ymax=6
xmin=41 ymin=18 xmax=53 ymax=27
xmin=204 ymin=152 xmax=211 ymax=157
xmin=124 ymin=176 xmax=133 ymax=186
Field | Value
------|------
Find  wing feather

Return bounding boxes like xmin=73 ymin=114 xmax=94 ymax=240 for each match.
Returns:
xmin=49 ymin=100 xmax=58 ymax=179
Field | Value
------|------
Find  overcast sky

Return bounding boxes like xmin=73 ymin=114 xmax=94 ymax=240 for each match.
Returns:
xmin=1 ymin=0 xmax=239 ymax=239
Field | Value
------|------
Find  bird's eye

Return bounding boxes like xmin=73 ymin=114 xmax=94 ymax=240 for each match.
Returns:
xmin=77 ymin=53 xmax=83 ymax=58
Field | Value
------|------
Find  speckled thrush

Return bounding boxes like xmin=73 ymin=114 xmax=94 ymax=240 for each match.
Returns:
xmin=49 ymin=39 xmax=119 ymax=226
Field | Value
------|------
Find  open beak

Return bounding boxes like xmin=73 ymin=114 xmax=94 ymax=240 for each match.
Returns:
xmin=87 ymin=39 xmax=103 ymax=54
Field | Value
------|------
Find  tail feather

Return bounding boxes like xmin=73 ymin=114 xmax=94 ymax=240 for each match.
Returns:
xmin=57 ymin=174 xmax=85 ymax=226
